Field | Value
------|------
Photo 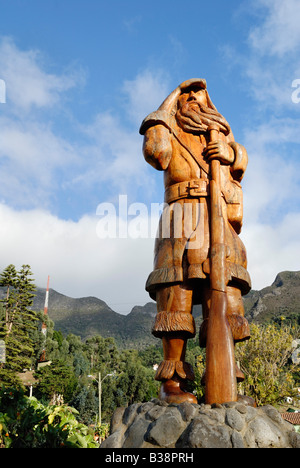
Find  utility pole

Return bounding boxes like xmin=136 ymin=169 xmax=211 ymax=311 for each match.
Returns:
xmin=99 ymin=372 xmax=101 ymax=427
xmin=88 ymin=372 xmax=114 ymax=427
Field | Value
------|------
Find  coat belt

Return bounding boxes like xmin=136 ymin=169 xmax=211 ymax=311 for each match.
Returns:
xmin=164 ymin=179 xmax=209 ymax=204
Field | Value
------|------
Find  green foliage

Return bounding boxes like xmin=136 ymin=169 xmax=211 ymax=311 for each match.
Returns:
xmin=32 ymin=331 xmax=160 ymax=425
xmin=236 ymin=323 xmax=298 ymax=406
xmin=138 ymin=344 xmax=163 ymax=367
xmin=69 ymin=383 xmax=98 ymax=426
xmin=116 ymin=350 xmax=158 ymax=406
xmin=192 ymin=352 xmax=206 ymax=401
xmin=1 ymin=263 xmax=299 ymax=447
xmin=97 ymin=422 xmax=110 ymax=441
xmin=0 ymin=264 xmax=38 ymax=384
xmin=185 ymin=338 xmax=206 ymax=400
xmin=35 ymin=360 xmax=78 ymax=403
xmin=0 ymin=387 xmax=99 ymax=448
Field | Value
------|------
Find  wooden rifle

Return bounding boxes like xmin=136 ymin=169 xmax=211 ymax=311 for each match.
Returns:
xmin=205 ymin=124 xmax=237 ymax=404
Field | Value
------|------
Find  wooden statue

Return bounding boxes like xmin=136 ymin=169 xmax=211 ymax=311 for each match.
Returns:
xmin=140 ymin=79 xmax=252 ymax=405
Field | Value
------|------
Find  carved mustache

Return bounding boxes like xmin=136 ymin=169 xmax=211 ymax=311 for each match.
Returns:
xmin=177 ymin=101 xmax=231 ymax=136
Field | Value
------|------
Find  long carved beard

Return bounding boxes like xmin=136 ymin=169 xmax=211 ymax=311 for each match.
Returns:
xmin=176 ymin=101 xmax=231 ymax=136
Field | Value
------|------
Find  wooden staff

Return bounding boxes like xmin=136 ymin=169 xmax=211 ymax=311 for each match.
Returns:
xmin=205 ymin=124 xmax=237 ymax=404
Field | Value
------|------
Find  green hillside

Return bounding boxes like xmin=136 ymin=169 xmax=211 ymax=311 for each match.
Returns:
xmin=23 ymin=270 xmax=300 ymax=348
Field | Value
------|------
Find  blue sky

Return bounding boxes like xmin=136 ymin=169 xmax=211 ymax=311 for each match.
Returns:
xmin=0 ymin=0 xmax=300 ymax=313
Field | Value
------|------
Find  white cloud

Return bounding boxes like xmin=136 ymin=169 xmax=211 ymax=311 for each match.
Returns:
xmin=225 ymin=1 xmax=300 ymax=110
xmin=0 ymin=36 xmax=86 ymax=209
xmin=79 ymin=112 xmax=146 ymax=194
xmin=242 ymin=150 xmax=300 ymax=289
xmin=0 ymin=38 xmax=170 ymax=312
xmin=219 ymin=2 xmax=300 ymax=290
xmin=0 ymin=203 xmax=154 ymax=313
xmin=72 ymin=69 xmax=171 ymax=201
xmin=243 ymin=117 xmax=300 ymax=221
xmin=0 ymin=36 xmax=82 ymax=112
xmin=122 ymin=69 xmax=171 ymax=127
xmin=242 ymin=211 xmax=300 ymax=291
xmin=0 ymin=38 xmax=167 ymax=209
xmin=0 ymin=117 xmax=80 ymax=207
xmin=249 ymin=0 xmax=300 ymax=57
xmin=0 ymin=38 xmax=163 ymax=312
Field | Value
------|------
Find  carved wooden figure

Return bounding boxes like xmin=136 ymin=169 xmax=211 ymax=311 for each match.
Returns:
xmin=140 ymin=79 xmax=251 ymax=405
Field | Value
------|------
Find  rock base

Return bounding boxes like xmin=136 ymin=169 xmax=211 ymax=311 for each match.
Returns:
xmin=101 ymin=399 xmax=300 ymax=449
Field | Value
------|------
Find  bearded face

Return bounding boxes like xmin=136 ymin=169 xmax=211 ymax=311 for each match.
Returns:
xmin=176 ymin=87 xmax=231 ymax=136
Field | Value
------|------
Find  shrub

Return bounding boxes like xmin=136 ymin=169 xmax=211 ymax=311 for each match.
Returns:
xmin=236 ymin=324 xmax=298 ymax=406
xmin=0 ymin=387 xmax=99 ymax=448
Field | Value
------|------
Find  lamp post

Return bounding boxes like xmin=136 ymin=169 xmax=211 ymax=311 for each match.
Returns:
xmin=88 ymin=372 xmax=114 ymax=427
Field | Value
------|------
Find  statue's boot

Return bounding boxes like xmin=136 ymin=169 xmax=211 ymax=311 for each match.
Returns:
xmin=159 ymin=375 xmax=197 ymax=404
xmin=155 ymin=333 xmax=197 ymax=405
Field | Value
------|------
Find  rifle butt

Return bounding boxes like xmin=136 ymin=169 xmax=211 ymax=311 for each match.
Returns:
xmin=205 ymin=290 xmax=237 ymax=404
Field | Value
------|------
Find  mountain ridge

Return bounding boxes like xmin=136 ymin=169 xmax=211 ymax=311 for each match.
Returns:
xmin=2 ymin=270 xmax=299 ymax=348
xmin=36 ymin=270 xmax=300 ymax=347
xmin=243 ymin=270 xmax=300 ymax=324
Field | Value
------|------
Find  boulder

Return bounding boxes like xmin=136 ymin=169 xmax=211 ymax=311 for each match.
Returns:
xmin=101 ymin=399 xmax=300 ymax=449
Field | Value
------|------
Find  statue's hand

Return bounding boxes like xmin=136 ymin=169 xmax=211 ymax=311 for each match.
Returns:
xmin=203 ymin=141 xmax=234 ymax=165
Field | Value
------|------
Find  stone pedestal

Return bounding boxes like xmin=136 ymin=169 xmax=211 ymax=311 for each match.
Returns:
xmin=101 ymin=399 xmax=300 ymax=449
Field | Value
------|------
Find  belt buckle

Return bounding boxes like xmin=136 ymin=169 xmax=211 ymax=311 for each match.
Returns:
xmin=188 ymin=180 xmax=204 ymax=197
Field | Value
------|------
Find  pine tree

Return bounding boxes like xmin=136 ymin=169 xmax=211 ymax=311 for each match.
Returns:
xmin=0 ymin=264 xmax=38 ymax=387
xmin=0 ymin=264 xmax=17 ymax=335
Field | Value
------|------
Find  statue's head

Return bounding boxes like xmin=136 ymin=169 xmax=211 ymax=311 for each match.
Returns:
xmin=177 ymin=79 xmax=208 ymax=109
xmin=140 ymin=78 xmax=232 ymax=139
xmin=175 ymin=79 xmax=231 ymax=136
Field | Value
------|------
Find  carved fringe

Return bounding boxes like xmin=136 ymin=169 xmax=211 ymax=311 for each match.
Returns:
xmin=152 ymin=311 xmax=195 ymax=338
xmin=227 ymin=314 xmax=250 ymax=342
xmin=155 ymin=360 xmax=195 ymax=382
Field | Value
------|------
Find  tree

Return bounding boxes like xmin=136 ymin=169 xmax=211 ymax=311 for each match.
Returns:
xmin=0 ymin=264 xmax=17 ymax=332
xmin=235 ymin=323 xmax=298 ymax=406
xmin=117 ymin=350 xmax=156 ymax=406
xmin=0 ymin=265 xmax=38 ymax=387
xmin=138 ymin=344 xmax=163 ymax=368
xmin=34 ymin=360 xmax=77 ymax=404
xmin=0 ymin=264 xmax=37 ymax=337
xmin=84 ymin=335 xmax=120 ymax=373
xmin=70 ymin=382 xmax=98 ymax=426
